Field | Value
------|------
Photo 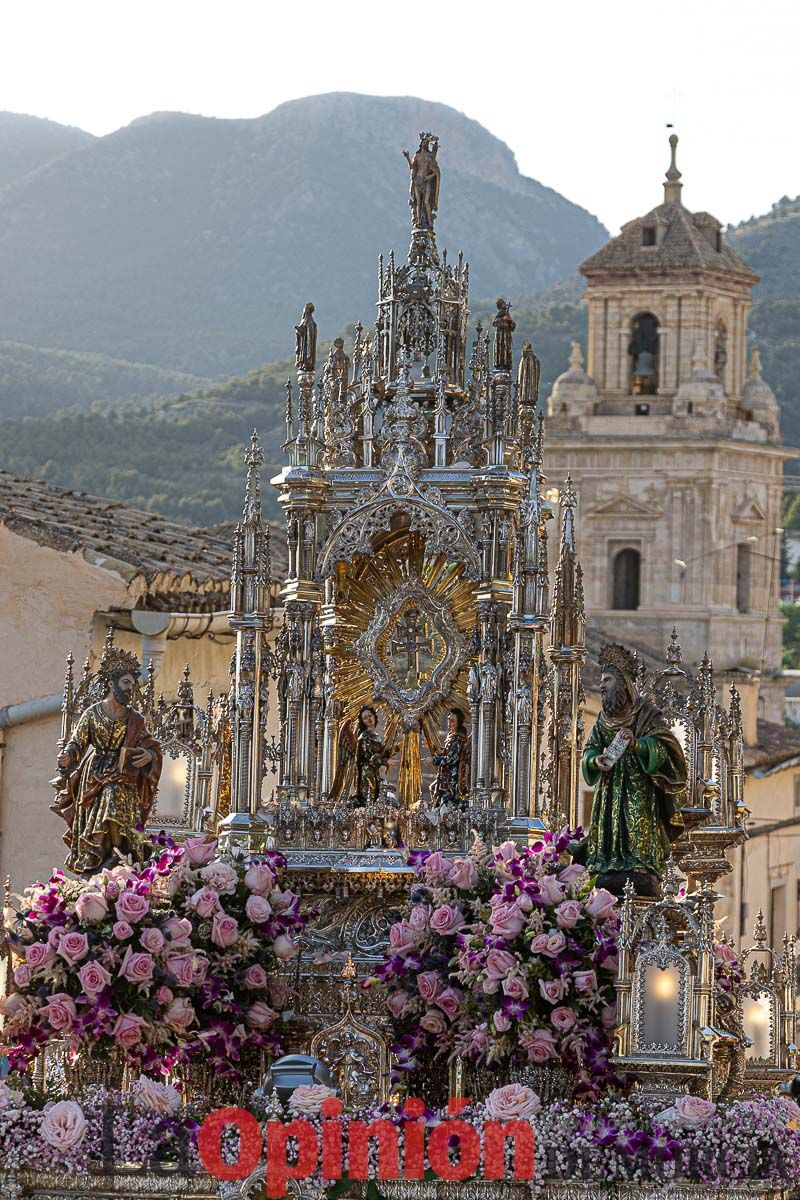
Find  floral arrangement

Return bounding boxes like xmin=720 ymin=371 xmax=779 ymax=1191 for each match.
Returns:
xmin=373 ymin=830 xmax=622 ymax=1096
xmin=0 ymin=835 xmax=306 ymax=1081
xmin=2 ymin=1077 xmax=797 ymax=1191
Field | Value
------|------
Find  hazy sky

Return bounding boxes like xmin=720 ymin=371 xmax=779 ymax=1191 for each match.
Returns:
xmin=3 ymin=0 xmax=798 ymax=232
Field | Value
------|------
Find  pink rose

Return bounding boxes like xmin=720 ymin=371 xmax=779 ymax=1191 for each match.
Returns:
xmin=47 ymin=926 xmax=64 ymax=949
xmin=522 ymin=1027 xmax=558 ymax=1062
xmin=430 ymin=905 xmax=465 ymax=936
xmin=408 ymin=905 xmax=431 ymax=932
xmin=389 ymin=921 xmax=417 ymax=956
xmin=40 ymin=1100 xmax=86 ymax=1149
xmin=502 ymin=975 xmax=529 ymax=1001
xmin=485 ymin=948 xmax=518 ymax=980
xmin=674 ymin=1095 xmax=717 ymax=1128
xmin=188 ymin=887 xmax=220 ymax=919
xmin=243 ymin=963 xmax=268 ymax=989
xmin=494 ymin=1010 xmax=512 ymax=1032
xmin=584 ymin=888 xmax=617 ymax=921
xmin=417 ymin=971 xmax=443 ymax=1002
xmin=273 ymin=934 xmax=298 ymax=961
xmin=192 ymin=956 xmax=209 ymax=985
xmin=156 ymin=986 xmax=174 ymax=1005
xmin=558 ymin=864 xmax=586 ymax=886
xmin=714 ymin=942 xmax=739 ymax=965
xmin=115 ymin=891 xmax=149 ymax=925
xmin=288 ymin=1084 xmax=337 ymax=1116
xmin=541 ymin=931 xmax=567 ymax=958
xmin=550 ymin=1006 xmax=577 ymax=1032
xmin=163 ymin=916 xmax=193 ymax=947
xmin=556 ymin=900 xmax=582 ymax=929
xmin=57 ymin=932 xmax=89 ymax=966
xmin=164 ymin=997 xmax=195 ymax=1033
xmin=112 ymin=1012 xmax=148 ymax=1048
xmin=140 ymin=927 xmax=165 ymax=955
xmin=485 ymin=1083 xmax=541 ymax=1121
xmin=271 ymin=890 xmax=296 ymax=913
xmin=246 ymin=1000 xmax=279 ymax=1028
xmin=268 ymin=978 xmax=294 ymax=1009
xmin=422 ymin=851 xmax=455 ymax=885
xmin=537 ymin=876 xmax=567 ymax=905
xmin=386 ymin=990 xmax=410 ymax=1019
xmin=25 ymin=942 xmax=56 ymax=970
xmin=245 ymin=894 xmax=272 ymax=924
xmin=78 ymin=960 xmax=113 ymax=997
xmin=105 ymin=881 xmax=120 ymax=901
xmin=574 ymin=970 xmax=598 ymax=993
xmin=601 ymin=1004 xmax=617 ymax=1029
xmin=75 ymin=891 xmax=109 ymax=924
xmin=494 ymin=841 xmax=520 ymax=866
xmin=42 ymin=993 xmax=77 ymax=1031
xmin=119 ymin=947 xmax=155 ymax=986
xmin=166 ymin=954 xmax=195 ymax=987
xmin=13 ymin=964 xmax=31 ymax=987
xmin=530 ymin=933 xmax=550 ymax=954
xmin=244 ymin=862 xmax=275 ymax=894
xmin=434 ymin=987 xmax=463 ymax=1021
xmin=450 ymin=858 xmax=478 ymax=890
xmin=538 ymin=978 xmax=567 ymax=1004
xmin=419 ymin=1008 xmax=448 ymax=1035
xmin=113 ymin=921 xmax=134 ymax=941
xmin=184 ymin=836 xmax=218 ymax=866
xmin=489 ymin=901 xmax=525 ymax=940
xmin=133 ymin=1075 xmax=181 ymax=1115
xmin=200 ymin=860 xmax=239 ymax=895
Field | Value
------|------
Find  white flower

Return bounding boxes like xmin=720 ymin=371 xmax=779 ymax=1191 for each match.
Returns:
xmin=40 ymin=1100 xmax=87 ymax=1149
xmin=132 ymin=1074 xmax=182 ymax=1115
xmin=484 ymin=1083 xmax=542 ymax=1121
xmin=287 ymin=1084 xmax=337 ymax=1115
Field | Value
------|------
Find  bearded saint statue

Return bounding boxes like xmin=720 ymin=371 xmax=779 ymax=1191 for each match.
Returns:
xmin=576 ymin=643 xmax=686 ymax=897
xmin=55 ymin=648 xmax=162 ymax=875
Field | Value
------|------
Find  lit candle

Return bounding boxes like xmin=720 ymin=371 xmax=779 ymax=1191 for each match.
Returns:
xmin=742 ymin=994 xmax=772 ymax=1061
xmin=641 ymin=963 xmax=682 ymax=1049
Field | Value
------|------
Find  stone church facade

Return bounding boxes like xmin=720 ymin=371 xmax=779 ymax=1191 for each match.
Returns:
xmin=544 ymin=135 xmax=790 ymax=721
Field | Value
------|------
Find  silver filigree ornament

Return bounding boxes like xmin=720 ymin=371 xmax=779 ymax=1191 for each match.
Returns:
xmin=352 ymin=577 xmax=468 ymax=728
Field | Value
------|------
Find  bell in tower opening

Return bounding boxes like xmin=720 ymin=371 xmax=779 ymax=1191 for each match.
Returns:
xmin=629 ymin=312 xmax=659 ymax=394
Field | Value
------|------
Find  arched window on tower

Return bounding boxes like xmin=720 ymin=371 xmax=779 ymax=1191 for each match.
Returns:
xmin=628 ymin=313 xmax=659 ymax=396
xmin=611 ymin=548 xmax=641 ymax=610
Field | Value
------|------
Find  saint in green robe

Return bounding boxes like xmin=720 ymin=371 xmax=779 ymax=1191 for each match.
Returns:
xmin=581 ymin=700 xmax=687 ymax=879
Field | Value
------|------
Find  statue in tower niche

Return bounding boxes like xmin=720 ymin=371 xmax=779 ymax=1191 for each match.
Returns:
xmin=427 ymin=708 xmax=470 ymax=809
xmin=492 ymin=298 xmax=516 ymax=371
xmin=295 ymin=302 xmax=318 ymax=372
xmin=328 ymin=705 xmax=395 ymax=808
xmin=575 ymin=643 xmax=686 ymax=896
xmin=403 ymin=133 xmax=440 ymax=230
xmin=54 ymin=649 xmax=162 ymax=875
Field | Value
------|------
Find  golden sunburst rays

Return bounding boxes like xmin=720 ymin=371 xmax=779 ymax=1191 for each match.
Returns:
xmin=330 ymin=530 xmax=475 ymax=809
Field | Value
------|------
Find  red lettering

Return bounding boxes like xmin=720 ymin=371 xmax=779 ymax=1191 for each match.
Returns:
xmin=348 ymin=1119 xmax=400 ymax=1180
xmin=402 ymin=1098 xmax=426 ymax=1179
xmin=483 ymin=1120 xmax=535 ymax=1180
xmin=321 ymin=1097 xmax=344 ymax=1180
xmin=198 ymin=1107 xmax=262 ymax=1182
xmin=428 ymin=1120 xmax=481 ymax=1181
xmin=264 ymin=1119 xmax=319 ymax=1198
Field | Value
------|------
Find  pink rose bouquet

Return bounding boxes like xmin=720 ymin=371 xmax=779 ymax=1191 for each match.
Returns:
xmin=375 ymin=828 xmax=624 ymax=1096
xmin=1 ymin=838 xmax=306 ymax=1083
